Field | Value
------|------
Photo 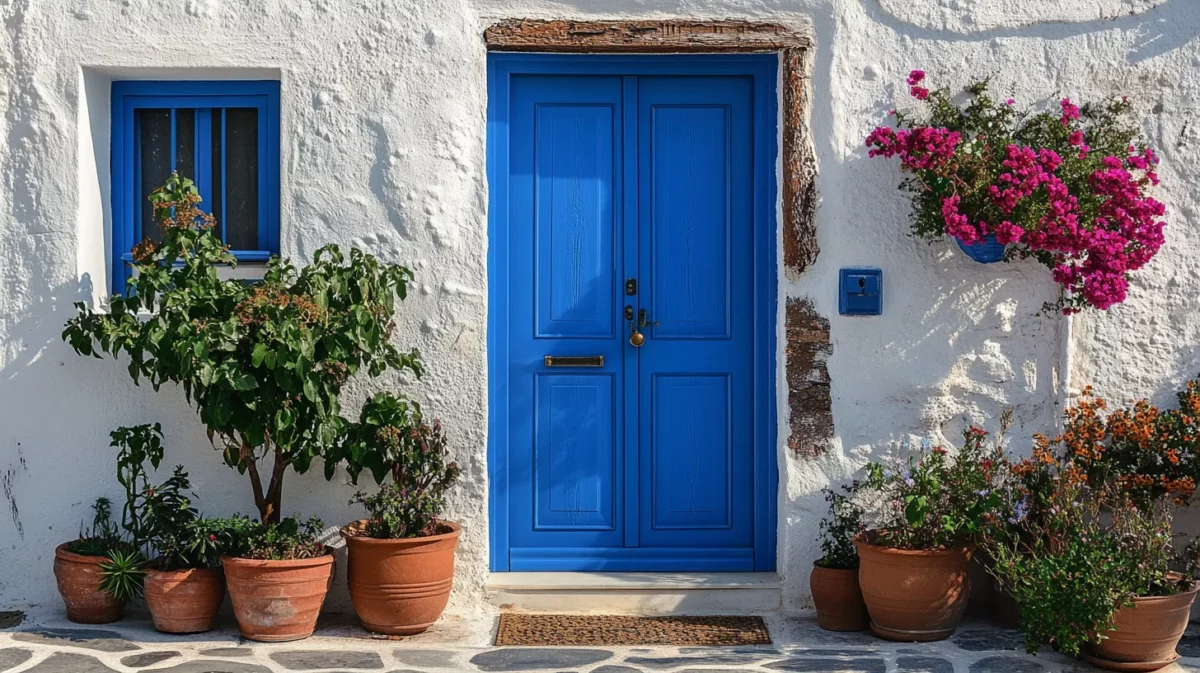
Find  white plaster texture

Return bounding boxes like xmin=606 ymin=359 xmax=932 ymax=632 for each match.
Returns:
xmin=0 ymin=0 xmax=1198 ymax=618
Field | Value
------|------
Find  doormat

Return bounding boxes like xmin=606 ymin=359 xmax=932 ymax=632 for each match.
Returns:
xmin=494 ymin=613 xmax=771 ymax=646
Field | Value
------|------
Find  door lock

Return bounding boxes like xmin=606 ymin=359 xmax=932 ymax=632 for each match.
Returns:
xmin=625 ymin=304 xmax=644 ymax=347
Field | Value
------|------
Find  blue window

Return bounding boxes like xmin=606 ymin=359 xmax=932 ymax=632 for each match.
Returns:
xmin=110 ymin=80 xmax=280 ymax=293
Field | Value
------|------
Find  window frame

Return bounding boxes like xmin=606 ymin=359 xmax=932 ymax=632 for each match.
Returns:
xmin=110 ymin=80 xmax=281 ymax=294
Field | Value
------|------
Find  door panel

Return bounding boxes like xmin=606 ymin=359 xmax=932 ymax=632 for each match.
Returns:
xmin=494 ymin=61 xmax=771 ymax=572
xmin=508 ymin=74 xmax=626 ymax=553
xmin=637 ymin=76 xmax=755 ymax=552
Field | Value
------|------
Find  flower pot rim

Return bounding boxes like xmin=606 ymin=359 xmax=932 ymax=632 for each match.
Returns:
xmin=812 ymin=560 xmax=859 ymax=572
xmin=220 ymin=551 xmax=334 ymax=567
xmin=1127 ymin=580 xmax=1199 ymax=604
xmin=853 ymin=532 xmax=974 ymax=556
xmin=54 ymin=542 xmax=110 ymax=565
xmin=339 ymin=519 xmax=461 ymax=544
xmin=144 ymin=565 xmax=224 ymax=579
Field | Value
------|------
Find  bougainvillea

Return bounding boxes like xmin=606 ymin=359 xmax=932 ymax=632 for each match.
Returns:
xmin=866 ymin=71 xmax=1167 ymax=313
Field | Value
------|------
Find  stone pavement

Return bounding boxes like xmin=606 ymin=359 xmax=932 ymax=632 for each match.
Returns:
xmin=0 ymin=612 xmax=1197 ymax=673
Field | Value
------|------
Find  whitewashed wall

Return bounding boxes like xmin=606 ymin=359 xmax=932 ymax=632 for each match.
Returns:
xmin=0 ymin=0 xmax=1197 ymax=615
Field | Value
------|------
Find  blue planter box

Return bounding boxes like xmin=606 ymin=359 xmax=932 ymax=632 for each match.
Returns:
xmin=955 ymin=234 xmax=1007 ymax=264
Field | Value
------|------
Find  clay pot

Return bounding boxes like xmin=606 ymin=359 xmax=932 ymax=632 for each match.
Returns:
xmin=341 ymin=520 xmax=460 ymax=635
xmin=1087 ymin=581 xmax=1198 ymax=671
xmin=853 ymin=534 xmax=973 ymax=642
xmin=221 ymin=553 xmax=334 ymax=642
xmin=810 ymin=563 xmax=868 ymax=632
xmin=53 ymin=543 xmax=124 ymax=624
xmin=144 ymin=567 xmax=225 ymax=634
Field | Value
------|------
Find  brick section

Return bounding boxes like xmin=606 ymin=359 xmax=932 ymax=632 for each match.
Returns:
xmin=484 ymin=19 xmax=819 ymax=278
xmin=484 ymin=19 xmax=811 ymax=52
xmin=786 ymin=297 xmax=833 ymax=458
xmin=782 ymin=47 xmax=819 ymax=278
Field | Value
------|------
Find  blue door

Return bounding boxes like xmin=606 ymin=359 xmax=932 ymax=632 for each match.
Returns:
xmin=488 ymin=55 xmax=777 ymax=572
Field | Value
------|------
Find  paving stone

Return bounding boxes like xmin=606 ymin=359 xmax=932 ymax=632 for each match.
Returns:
xmin=393 ymin=649 xmax=459 ymax=669
xmin=0 ymin=649 xmax=33 ymax=672
xmin=25 ymin=652 xmax=118 ymax=673
xmin=199 ymin=649 xmax=255 ymax=659
xmin=12 ymin=629 xmax=140 ymax=653
xmin=270 ymin=651 xmax=384 ymax=670
xmin=952 ymin=629 xmax=1025 ymax=652
xmin=143 ymin=662 xmax=272 ymax=673
xmin=1178 ymin=634 xmax=1199 ymax=658
xmin=0 ymin=612 xmax=24 ymax=629
xmin=896 ymin=656 xmax=954 ymax=673
xmin=592 ymin=667 xmax=643 ymax=673
xmin=968 ymin=656 xmax=1044 ymax=673
xmin=468 ymin=648 xmax=612 ymax=671
xmin=121 ymin=652 xmax=182 ymax=668
xmin=765 ymin=658 xmax=886 ymax=673
xmin=624 ymin=654 xmax=772 ymax=669
xmin=787 ymin=649 xmax=879 ymax=656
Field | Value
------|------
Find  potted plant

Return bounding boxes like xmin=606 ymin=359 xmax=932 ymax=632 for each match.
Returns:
xmin=217 ymin=515 xmax=333 ymax=642
xmin=865 ymin=70 xmax=1166 ymax=313
xmin=987 ymin=483 xmax=1197 ymax=670
xmin=62 ymin=174 xmax=423 ymax=641
xmin=337 ymin=393 xmax=461 ymax=635
xmin=810 ymin=484 xmax=868 ymax=631
xmin=855 ymin=424 xmax=1005 ymax=641
xmin=54 ymin=498 xmax=134 ymax=624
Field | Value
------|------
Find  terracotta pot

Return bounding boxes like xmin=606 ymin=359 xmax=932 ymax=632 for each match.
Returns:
xmin=144 ymin=567 xmax=225 ymax=634
xmin=853 ymin=534 xmax=973 ymax=642
xmin=1087 ymin=582 xmax=1198 ymax=671
xmin=221 ymin=553 xmax=334 ymax=642
xmin=341 ymin=520 xmax=460 ymax=635
xmin=53 ymin=543 xmax=124 ymax=624
xmin=810 ymin=563 xmax=868 ymax=632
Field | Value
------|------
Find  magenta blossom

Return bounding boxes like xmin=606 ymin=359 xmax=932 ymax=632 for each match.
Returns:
xmin=906 ymin=69 xmax=926 ymax=86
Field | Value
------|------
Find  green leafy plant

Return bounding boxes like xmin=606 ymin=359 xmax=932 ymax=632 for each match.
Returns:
xmin=210 ymin=515 xmax=327 ymax=561
xmin=862 ymin=416 xmax=1008 ymax=550
xmin=97 ymin=549 xmax=147 ymax=602
xmin=111 ymin=423 xmax=164 ymax=548
xmin=345 ymin=393 xmax=460 ymax=539
xmin=68 ymin=498 xmax=125 ymax=558
xmin=986 ymin=481 xmax=1192 ymax=657
xmin=141 ymin=467 xmax=225 ymax=571
xmin=62 ymin=174 xmax=422 ymax=523
xmin=815 ymin=484 xmax=864 ymax=570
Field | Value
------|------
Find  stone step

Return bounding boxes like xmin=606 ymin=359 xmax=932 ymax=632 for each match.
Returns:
xmin=486 ymin=572 xmax=783 ymax=614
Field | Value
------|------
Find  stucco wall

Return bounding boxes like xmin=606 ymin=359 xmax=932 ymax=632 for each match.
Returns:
xmin=0 ymin=0 xmax=1197 ymax=615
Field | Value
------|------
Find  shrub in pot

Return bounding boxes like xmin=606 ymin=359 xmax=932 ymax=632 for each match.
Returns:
xmin=217 ymin=516 xmax=334 ymax=642
xmin=987 ymin=433 xmax=1198 ymax=669
xmin=62 ymin=174 xmax=423 ymax=640
xmin=810 ymin=484 xmax=868 ymax=632
xmin=55 ymin=498 xmax=134 ymax=624
xmin=856 ymin=423 xmax=1005 ymax=641
xmin=337 ymin=393 xmax=461 ymax=635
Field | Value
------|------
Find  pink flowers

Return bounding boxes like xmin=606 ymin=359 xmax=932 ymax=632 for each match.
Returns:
xmin=907 ymin=69 xmax=929 ymax=100
xmin=866 ymin=70 xmax=1167 ymax=313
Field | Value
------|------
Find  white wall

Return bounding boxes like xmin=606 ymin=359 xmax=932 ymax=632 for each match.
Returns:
xmin=0 ymin=0 xmax=1197 ymax=615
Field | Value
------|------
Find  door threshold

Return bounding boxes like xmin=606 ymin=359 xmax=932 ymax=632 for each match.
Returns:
xmin=487 ymin=572 xmax=782 ymax=614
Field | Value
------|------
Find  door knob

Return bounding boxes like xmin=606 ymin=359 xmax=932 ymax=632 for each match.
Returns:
xmin=625 ymin=304 xmax=644 ymax=347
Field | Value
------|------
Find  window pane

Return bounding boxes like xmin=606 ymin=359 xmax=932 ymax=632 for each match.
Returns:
xmin=225 ymin=108 xmax=259 ymax=250
xmin=211 ymin=110 xmax=223 ymax=239
xmin=175 ymin=108 xmax=195 ymax=182
xmin=137 ymin=108 xmax=172 ymax=243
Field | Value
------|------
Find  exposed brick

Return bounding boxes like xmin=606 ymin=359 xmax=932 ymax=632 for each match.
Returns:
xmin=484 ymin=19 xmax=810 ymax=53
xmin=787 ymin=297 xmax=833 ymax=458
xmin=782 ymin=47 xmax=819 ymax=278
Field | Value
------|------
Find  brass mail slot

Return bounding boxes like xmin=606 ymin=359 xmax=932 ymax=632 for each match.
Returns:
xmin=544 ymin=355 xmax=605 ymax=368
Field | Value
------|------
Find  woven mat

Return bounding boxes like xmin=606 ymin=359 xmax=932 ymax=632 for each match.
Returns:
xmin=494 ymin=614 xmax=771 ymax=646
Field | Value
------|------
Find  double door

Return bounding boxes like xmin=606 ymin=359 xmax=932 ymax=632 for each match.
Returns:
xmin=490 ymin=56 xmax=776 ymax=571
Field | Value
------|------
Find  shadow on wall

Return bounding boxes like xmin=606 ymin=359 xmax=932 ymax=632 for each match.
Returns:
xmin=868 ymin=0 xmax=1199 ymax=64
